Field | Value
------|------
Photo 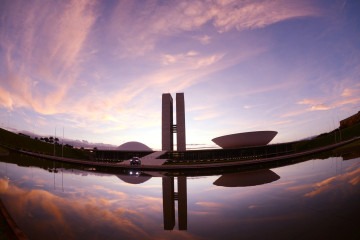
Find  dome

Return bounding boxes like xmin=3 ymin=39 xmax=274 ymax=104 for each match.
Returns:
xmin=118 ymin=141 xmax=152 ymax=151
xmin=116 ymin=174 xmax=152 ymax=185
xmin=212 ymin=131 xmax=277 ymax=149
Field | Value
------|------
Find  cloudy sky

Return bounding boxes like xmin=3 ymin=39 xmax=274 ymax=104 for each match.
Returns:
xmin=0 ymin=0 xmax=359 ymax=149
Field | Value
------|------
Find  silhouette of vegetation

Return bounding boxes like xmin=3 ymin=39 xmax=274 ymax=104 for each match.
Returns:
xmin=294 ymin=122 xmax=360 ymax=151
xmin=0 ymin=146 xmax=9 ymax=155
xmin=0 ymin=128 xmax=89 ymax=160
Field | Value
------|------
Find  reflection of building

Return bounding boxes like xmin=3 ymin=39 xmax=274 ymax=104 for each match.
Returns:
xmin=160 ymin=169 xmax=280 ymax=231
xmin=162 ymin=93 xmax=186 ymax=151
xmin=162 ymin=176 xmax=187 ymax=230
xmin=113 ymin=172 xmax=189 ymax=230
xmin=213 ymin=169 xmax=280 ymax=187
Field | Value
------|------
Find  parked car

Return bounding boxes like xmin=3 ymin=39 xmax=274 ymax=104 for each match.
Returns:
xmin=130 ymin=157 xmax=141 ymax=165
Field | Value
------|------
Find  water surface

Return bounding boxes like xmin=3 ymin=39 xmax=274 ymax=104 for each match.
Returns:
xmin=0 ymin=153 xmax=359 ymax=239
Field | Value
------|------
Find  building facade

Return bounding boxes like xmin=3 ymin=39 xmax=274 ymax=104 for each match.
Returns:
xmin=162 ymin=93 xmax=186 ymax=151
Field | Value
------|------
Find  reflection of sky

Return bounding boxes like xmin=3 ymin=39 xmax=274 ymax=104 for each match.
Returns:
xmin=0 ymin=156 xmax=359 ymax=239
xmin=1 ymin=1 xmax=360 ymax=149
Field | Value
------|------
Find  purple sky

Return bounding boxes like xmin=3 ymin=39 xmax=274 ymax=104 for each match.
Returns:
xmin=0 ymin=0 xmax=359 ymax=149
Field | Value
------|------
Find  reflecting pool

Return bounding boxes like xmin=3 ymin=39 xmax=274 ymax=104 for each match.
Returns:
xmin=0 ymin=152 xmax=359 ymax=239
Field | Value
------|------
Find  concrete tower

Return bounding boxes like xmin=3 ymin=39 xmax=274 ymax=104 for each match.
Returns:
xmin=176 ymin=93 xmax=186 ymax=151
xmin=161 ymin=93 xmax=186 ymax=151
xmin=162 ymin=93 xmax=173 ymax=151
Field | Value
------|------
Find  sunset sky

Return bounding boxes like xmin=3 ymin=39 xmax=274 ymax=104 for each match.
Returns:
xmin=1 ymin=0 xmax=359 ymax=150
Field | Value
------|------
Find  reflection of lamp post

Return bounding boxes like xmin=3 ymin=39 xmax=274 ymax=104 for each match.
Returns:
xmin=53 ymin=161 xmax=55 ymax=189
xmin=62 ymin=163 xmax=64 ymax=192
xmin=62 ymin=127 xmax=64 ymax=158
xmin=162 ymin=176 xmax=187 ymax=230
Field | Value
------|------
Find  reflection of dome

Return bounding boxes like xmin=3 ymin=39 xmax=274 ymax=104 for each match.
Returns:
xmin=116 ymin=174 xmax=151 ymax=184
xmin=118 ymin=141 xmax=152 ymax=151
xmin=213 ymin=169 xmax=280 ymax=187
xmin=212 ymin=131 xmax=277 ymax=149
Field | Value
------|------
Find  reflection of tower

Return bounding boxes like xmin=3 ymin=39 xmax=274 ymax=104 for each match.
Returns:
xmin=177 ymin=176 xmax=187 ymax=230
xmin=162 ymin=93 xmax=186 ymax=151
xmin=162 ymin=177 xmax=175 ymax=230
xmin=162 ymin=176 xmax=187 ymax=230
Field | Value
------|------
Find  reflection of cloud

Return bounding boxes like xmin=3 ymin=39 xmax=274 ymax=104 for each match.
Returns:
xmin=0 ymin=178 xmax=172 ymax=239
xmin=287 ymin=164 xmax=360 ymax=198
xmin=92 ymin=185 xmax=128 ymax=199
xmin=248 ymin=204 xmax=261 ymax=209
xmin=239 ymin=213 xmax=300 ymax=224
xmin=196 ymin=201 xmax=224 ymax=208
xmin=0 ymin=178 xmax=9 ymax=192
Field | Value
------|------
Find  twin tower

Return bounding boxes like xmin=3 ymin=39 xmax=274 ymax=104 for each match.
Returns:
xmin=162 ymin=93 xmax=186 ymax=151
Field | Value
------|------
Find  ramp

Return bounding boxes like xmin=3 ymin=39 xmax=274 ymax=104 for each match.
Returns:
xmin=119 ymin=151 xmax=168 ymax=166
xmin=140 ymin=151 xmax=168 ymax=165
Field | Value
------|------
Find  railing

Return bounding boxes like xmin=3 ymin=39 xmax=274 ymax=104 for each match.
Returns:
xmin=161 ymin=142 xmax=295 ymax=164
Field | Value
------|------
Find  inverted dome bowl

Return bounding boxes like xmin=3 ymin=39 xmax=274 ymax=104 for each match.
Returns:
xmin=212 ymin=131 xmax=277 ymax=149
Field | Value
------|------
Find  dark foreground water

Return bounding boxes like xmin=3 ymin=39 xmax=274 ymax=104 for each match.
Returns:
xmin=0 ymin=152 xmax=359 ymax=240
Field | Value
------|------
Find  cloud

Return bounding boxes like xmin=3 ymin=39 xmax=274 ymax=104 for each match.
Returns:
xmin=159 ymin=51 xmax=226 ymax=73
xmin=269 ymin=120 xmax=293 ymax=126
xmin=341 ymin=88 xmax=355 ymax=97
xmin=194 ymin=35 xmax=212 ymax=45
xmin=0 ymin=0 xmax=324 ymax=146
xmin=212 ymin=0 xmax=319 ymax=32
xmin=309 ymin=104 xmax=331 ymax=111
xmin=162 ymin=51 xmax=214 ymax=65
xmin=297 ymin=99 xmax=331 ymax=110
xmin=0 ymin=87 xmax=13 ymax=109
xmin=109 ymin=0 xmax=320 ymax=57
xmin=281 ymin=84 xmax=360 ymax=118
xmin=300 ymin=95 xmax=360 ymax=111
xmin=0 ymin=0 xmax=98 ymax=114
xmin=193 ymin=108 xmax=223 ymax=121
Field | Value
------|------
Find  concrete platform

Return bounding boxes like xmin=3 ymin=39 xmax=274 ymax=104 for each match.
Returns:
xmin=13 ymin=137 xmax=360 ymax=171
